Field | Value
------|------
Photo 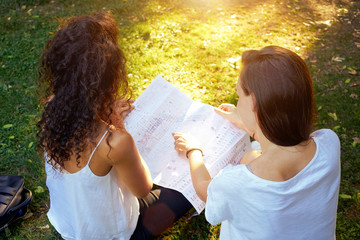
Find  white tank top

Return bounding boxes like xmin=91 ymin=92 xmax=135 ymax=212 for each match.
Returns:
xmin=45 ymin=129 xmax=139 ymax=240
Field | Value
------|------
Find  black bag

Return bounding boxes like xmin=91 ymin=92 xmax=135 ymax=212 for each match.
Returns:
xmin=0 ymin=174 xmax=32 ymax=231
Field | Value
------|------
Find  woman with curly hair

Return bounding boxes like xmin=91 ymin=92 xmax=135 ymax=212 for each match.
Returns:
xmin=173 ymin=46 xmax=340 ymax=239
xmin=37 ymin=12 xmax=192 ymax=240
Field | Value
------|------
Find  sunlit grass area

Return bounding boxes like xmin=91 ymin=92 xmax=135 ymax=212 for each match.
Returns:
xmin=0 ymin=0 xmax=359 ymax=239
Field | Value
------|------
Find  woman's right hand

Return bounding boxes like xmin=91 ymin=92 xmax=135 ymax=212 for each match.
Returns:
xmin=114 ymin=99 xmax=135 ymax=120
xmin=214 ymin=103 xmax=243 ymax=129
xmin=109 ymin=99 xmax=135 ymax=129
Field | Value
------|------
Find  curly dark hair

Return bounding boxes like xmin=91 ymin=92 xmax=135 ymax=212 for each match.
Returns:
xmin=37 ymin=11 xmax=129 ymax=169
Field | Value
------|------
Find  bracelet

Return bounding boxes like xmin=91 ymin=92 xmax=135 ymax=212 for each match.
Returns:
xmin=186 ymin=148 xmax=204 ymax=159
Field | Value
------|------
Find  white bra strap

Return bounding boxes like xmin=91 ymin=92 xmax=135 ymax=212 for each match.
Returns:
xmin=87 ymin=128 xmax=110 ymax=166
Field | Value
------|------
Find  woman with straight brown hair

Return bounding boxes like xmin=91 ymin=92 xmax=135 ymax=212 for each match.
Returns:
xmin=173 ymin=46 xmax=341 ymax=239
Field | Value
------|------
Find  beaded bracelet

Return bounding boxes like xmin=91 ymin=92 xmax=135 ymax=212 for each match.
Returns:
xmin=186 ymin=148 xmax=204 ymax=159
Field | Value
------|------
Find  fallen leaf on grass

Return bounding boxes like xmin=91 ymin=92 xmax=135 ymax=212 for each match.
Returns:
xmin=24 ymin=212 xmax=33 ymax=219
xmin=315 ymin=20 xmax=332 ymax=26
xmin=348 ymin=70 xmax=357 ymax=75
xmin=333 ymin=125 xmax=341 ymax=131
xmin=36 ymin=225 xmax=49 ymax=229
xmin=35 ymin=186 xmax=45 ymax=194
xmin=352 ymin=137 xmax=360 ymax=147
xmin=332 ymin=56 xmax=345 ymax=62
xmin=350 ymin=93 xmax=358 ymax=99
xmin=328 ymin=112 xmax=337 ymax=121
xmin=227 ymin=57 xmax=240 ymax=63
xmin=129 ymin=16 xmax=139 ymax=22
xmin=339 ymin=194 xmax=352 ymax=199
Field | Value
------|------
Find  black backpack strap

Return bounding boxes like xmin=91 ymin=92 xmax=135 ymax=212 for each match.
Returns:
xmin=8 ymin=188 xmax=32 ymax=214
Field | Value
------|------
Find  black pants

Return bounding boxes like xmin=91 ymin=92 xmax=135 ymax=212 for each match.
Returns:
xmin=130 ymin=186 xmax=193 ymax=239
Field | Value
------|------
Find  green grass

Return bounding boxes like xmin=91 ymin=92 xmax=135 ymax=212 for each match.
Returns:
xmin=0 ymin=0 xmax=359 ymax=239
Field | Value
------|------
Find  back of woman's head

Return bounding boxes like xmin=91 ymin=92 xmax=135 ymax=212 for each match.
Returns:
xmin=240 ymin=46 xmax=316 ymax=146
xmin=37 ymin=11 xmax=128 ymax=168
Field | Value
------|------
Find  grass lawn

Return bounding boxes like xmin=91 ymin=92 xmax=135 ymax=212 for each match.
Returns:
xmin=0 ymin=0 xmax=359 ymax=239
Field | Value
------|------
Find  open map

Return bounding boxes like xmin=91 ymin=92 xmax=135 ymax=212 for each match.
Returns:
xmin=124 ymin=75 xmax=251 ymax=213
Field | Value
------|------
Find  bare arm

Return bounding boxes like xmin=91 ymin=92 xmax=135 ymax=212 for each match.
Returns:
xmin=214 ymin=103 xmax=251 ymax=136
xmin=108 ymin=99 xmax=152 ymax=198
xmin=172 ymin=133 xmax=211 ymax=202
xmin=186 ymin=150 xmax=211 ymax=202
xmin=109 ymin=131 xmax=153 ymax=198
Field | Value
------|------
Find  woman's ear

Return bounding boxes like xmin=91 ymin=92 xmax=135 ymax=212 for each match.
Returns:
xmin=250 ymin=93 xmax=257 ymax=112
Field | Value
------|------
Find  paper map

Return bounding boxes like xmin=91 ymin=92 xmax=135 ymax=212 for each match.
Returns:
xmin=124 ymin=75 xmax=251 ymax=213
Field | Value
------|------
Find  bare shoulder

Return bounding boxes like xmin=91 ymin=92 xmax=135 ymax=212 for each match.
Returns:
xmin=104 ymin=126 xmax=136 ymax=164
xmin=248 ymin=140 xmax=317 ymax=182
xmin=108 ymin=126 xmax=133 ymax=146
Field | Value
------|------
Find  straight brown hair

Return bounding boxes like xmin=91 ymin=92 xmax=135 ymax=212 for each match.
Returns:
xmin=240 ymin=46 xmax=316 ymax=146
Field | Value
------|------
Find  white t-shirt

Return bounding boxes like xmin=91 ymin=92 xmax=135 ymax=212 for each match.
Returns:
xmin=205 ymin=129 xmax=340 ymax=240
